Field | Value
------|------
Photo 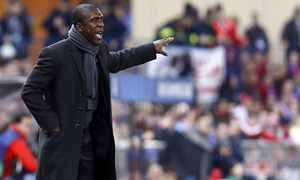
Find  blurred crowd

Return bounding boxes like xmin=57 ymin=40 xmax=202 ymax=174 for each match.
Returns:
xmin=1 ymin=0 xmax=300 ymax=180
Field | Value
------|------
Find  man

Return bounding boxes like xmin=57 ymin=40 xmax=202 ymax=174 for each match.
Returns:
xmin=0 ymin=113 xmax=37 ymax=179
xmin=245 ymin=13 xmax=269 ymax=53
xmin=161 ymin=112 xmax=215 ymax=180
xmin=43 ymin=0 xmax=73 ymax=46
xmin=21 ymin=3 xmax=173 ymax=180
xmin=282 ymin=7 xmax=300 ymax=52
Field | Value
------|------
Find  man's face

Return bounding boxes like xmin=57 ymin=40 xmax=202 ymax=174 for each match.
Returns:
xmin=77 ymin=8 xmax=104 ymax=45
xmin=16 ymin=116 xmax=32 ymax=138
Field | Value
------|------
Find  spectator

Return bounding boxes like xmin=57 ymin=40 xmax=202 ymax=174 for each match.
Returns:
xmin=154 ymin=113 xmax=175 ymax=143
xmin=162 ymin=112 xmax=215 ymax=180
xmin=146 ymin=164 xmax=166 ymax=180
xmin=211 ymin=4 xmax=248 ymax=74
xmin=158 ymin=54 xmax=193 ymax=79
xmin=0 ymin=111 xmax=11 ymax=133
xmin=278 ymin=79 xmax=298 ymax=125
xmin=273 ymin=64 xmax=288 ymax=96
xmin=43 ymin=0 xmax=73 ymax=46
xmin=158 ymin=57 xmax=181 ymax=78
xmin=212 ymin=120 xmax=244 ymax=178
xmin=227 ymin=162 xmax=257 ymax=180
xmin=102 ymin=3 xmax=127 ymax=51
xmin=219 ymin=74 xmax=240 ymax=103
xmin=1 ymin=0 xmax=32 ymax=59
xmin=174 ymin=104 xmax=194 ymax=132
xmin=233 ymin=93 xmax=263 ymax=137
xmin=156 ymin=3 xmax=202 ymax=46
xmin=0 ymin=112 xmax=37 ymax=179
xmin=212 ymin=98 xmax=230 ymax=123
xmin=225 ymin=162 xmax=244 ymax=180
xmin=179 ymin=54 xmax=193 ymax=77
xmin=0 ymin=34 xmax=17 ymax=64
xmin=240 ymin=60 xmax=260 ymax=98
xmin=130 ymin=169 xmax=142 ymax=180
xmin=282 ymin=6 xmax=300 ymax=54
xmin=212 ymin=4 xmax=247 ymax=46
xmin=129 ymin=135 xmax=146 ymax=177
xmin=197 ymin=9 xmax=217 ymax=47
xmin=293 ymin=69 xmax=300 ymax=97
xmin=164 ymin=167 xmax=178 ymax=180
xmin=113 ymin=122 xmax=131 ymax=179
xmin=254 ymin=110 xmax=279 ymax=141
xmin=245 ymin=13 xmax=269 ymax=53
xmin=228 ymin=117 xmax=244 ymax=162
xmin=214 ymin=139 xmax=237 ymax=178
xmin=258 ymin=72 xmax=276 ymax=105
xmin=261 ymin=111 xmax=289 ymax=142
xmin=252 ymin=50 xmax=268 ymax=80
xmin=287 ymin=50 xmax=300 ymax=78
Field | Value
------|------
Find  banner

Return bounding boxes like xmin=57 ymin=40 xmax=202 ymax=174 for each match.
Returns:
xmin=191 ymin=46 xmax=226 ymax=105
xmin=110 ymin=73 xmax=194 ymax=104
xmin=147 ymin=45 xmax=226 ymax=105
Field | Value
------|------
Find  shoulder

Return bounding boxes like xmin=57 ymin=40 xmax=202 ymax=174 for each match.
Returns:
xmin=40 ymin=39 xmax=70 ymax=57
xmin=285 ymin=20 xmax=295 ymax=28
xmin=46 ymin=39 xmax=69 ymax=50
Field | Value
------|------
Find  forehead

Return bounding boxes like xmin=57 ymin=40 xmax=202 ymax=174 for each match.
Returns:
xmin=83 ymin=8 xmax=103 ymax=19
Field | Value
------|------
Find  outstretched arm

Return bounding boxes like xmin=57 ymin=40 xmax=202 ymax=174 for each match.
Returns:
xmin=107 ymin=37 xmax=174 ymax=73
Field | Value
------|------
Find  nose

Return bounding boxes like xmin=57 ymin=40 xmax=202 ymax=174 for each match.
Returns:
xmin=98 ymin=20 xmax=104 ymax=27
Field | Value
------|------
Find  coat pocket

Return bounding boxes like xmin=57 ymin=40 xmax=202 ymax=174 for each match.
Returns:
xmin=38 ymin=132 xmax=65 ymax=180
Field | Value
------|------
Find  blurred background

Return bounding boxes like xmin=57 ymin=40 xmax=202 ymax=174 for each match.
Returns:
xmin=1 ymin=0 xmax=300 ymax=179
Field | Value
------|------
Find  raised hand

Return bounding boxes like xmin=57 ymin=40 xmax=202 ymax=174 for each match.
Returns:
xmin=153 ymin=37 xmax=174 ymax=56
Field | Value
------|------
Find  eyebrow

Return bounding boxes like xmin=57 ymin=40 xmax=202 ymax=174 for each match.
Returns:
xmin=90 ymin=14 xmax=104 ymax=19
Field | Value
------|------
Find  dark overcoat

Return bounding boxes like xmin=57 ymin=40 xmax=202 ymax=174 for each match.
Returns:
xmin=21 ymin=39 xmax=156 ymax=180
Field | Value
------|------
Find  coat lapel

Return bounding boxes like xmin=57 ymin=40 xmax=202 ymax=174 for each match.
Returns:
xmin=96 ymin=46 xmax=111 ymax=114
xmin=68 ymin=40 xmax=85 ymax=81
xmin=97 ymin=48 xmax=109 ymax=82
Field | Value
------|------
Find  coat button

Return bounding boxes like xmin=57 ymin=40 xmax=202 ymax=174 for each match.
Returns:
xmin=79 ymin=91 xmax=84 ymax=96
xmin=78 ymin=107 xmax=83 ymax=112
xmin=75 ymin=124 xmax=80 ymax=129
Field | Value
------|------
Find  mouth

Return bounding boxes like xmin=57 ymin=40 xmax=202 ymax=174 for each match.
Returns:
xmin=96 ymin=31 xmax=104 ymax=40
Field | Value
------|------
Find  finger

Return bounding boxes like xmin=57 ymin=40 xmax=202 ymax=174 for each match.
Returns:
xmin=165 ymin=37 xmax=174 ymax=44
xmin=162 ymin=39 xmax=173 ymax=46
xmin=161 ymin=50 xmax=168 ymax=56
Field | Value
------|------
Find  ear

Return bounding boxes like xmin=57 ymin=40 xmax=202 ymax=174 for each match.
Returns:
xmin=76 ymin=22 xmax=83 ymax=33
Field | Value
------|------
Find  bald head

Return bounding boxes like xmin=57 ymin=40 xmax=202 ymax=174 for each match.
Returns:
xmin=72 ymin=4 xmax=99 ymax=25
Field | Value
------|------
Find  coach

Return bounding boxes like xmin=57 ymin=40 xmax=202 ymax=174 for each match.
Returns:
xmin=21 ymin=4 xmax=173 ymax=180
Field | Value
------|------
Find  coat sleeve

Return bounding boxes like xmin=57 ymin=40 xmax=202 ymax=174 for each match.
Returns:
xmin=107 ymin=42 xmax=157 ymax=73
xmin=21 ymin=47 xmax=60 ymax=135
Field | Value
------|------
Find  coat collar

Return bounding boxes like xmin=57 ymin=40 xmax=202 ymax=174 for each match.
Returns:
xmin=67 ymin=39 xmax=109 ymax=82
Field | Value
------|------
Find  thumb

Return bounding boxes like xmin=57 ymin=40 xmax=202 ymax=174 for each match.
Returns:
xmin=161 ymin=51 xmax=168 ymax=56
xmin=160 ymin=49 xmax=168 ymax=56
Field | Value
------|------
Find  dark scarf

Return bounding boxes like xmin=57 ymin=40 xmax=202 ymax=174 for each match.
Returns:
xmin=68 ymin=25 xmax=99 ymax=115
